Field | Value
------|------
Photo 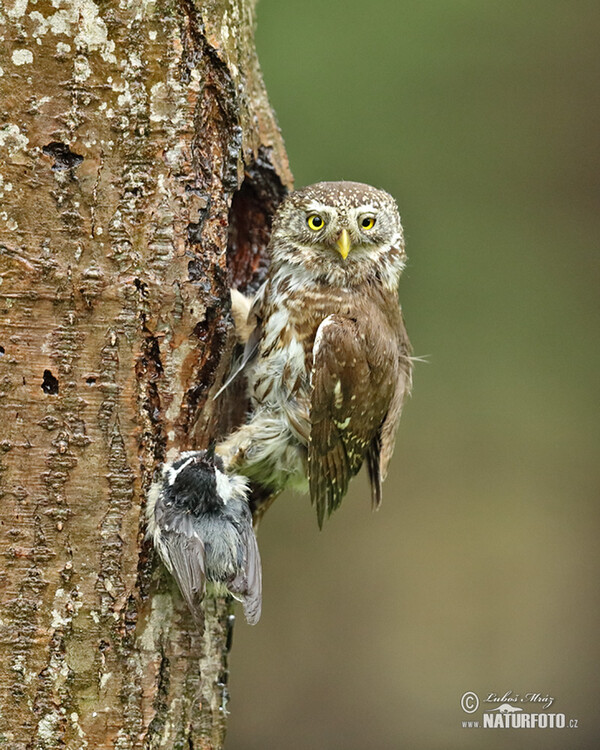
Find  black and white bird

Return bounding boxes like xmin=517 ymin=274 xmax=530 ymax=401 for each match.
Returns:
xmin=146 ymin=451 xmax=261 ymax=625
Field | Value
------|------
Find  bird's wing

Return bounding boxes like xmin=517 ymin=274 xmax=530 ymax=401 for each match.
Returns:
xmin=214 ymin=284 xmax=266 ymax=398
xmin=365 ymin=308 xmax=412 ymax=509
xmin=153 ymin=504 xmax=207 ymax=624
xmin=230 ymin=520 xmax=263 ymax=626
xmin=377 ymin=311 xmax=413 ymax=484
xmin=365 ymin=429 xmax=383 ymax=510
xmin=309 ymin=314 xmax=396 ymax=527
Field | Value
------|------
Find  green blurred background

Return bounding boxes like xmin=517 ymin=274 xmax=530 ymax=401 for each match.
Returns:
xmin=227 ymin=2 xmax=600 ymax=748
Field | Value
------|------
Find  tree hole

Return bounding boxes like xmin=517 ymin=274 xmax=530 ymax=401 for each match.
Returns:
xmin=227 ymin=148 xmax=287 ymax=293
xmin=42 ymin=141 xmax=84 ymax=171
xmin=42 ymin=369 xmax=59 ymax=395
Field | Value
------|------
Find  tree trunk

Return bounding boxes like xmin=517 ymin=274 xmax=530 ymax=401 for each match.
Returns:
xmin=0 ymin=1 xmax=291 ymax=747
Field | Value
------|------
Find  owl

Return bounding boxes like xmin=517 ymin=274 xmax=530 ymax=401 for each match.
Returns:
xmin=218 ymin=180 xmax=412 ymax=526
xmin=147 ymin=181 xmax=412 ymax=624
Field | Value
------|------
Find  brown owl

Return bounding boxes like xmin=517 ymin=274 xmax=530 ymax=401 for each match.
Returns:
xmin=218 ymin=180 xmax=413 ymax=526
xmin=147 ymin=180 xmax=413 ymax=624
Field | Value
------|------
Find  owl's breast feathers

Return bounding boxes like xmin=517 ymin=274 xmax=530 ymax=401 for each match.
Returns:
xmin=258 ymin=280 xmax=411 ymax=525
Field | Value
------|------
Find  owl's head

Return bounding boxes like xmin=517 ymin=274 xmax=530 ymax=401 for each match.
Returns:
xmin=268 ymin=181 xmax=406 ymax=289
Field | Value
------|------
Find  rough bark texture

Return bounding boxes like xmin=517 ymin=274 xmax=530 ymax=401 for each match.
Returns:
xmin=0 ymin=0 xmax=292 ymax=747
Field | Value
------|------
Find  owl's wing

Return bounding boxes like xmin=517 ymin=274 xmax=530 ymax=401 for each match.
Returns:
xmin=364 ymin=311 xmax=412 ymax=509
xmin=377 ymin=311 xmax=413 ymax=486
xmin=309 ymin=315 xmax=393 ymax=527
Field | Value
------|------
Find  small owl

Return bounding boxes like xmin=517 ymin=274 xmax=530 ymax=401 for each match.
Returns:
xmin=218 ymin=180 xmax=412 ymax=526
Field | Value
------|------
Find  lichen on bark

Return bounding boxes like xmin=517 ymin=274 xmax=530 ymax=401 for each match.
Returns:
xmin=0 ymin=0 xmax=292 ymax=747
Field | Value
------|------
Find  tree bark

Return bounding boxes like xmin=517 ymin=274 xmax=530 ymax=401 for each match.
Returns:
xmin=0 ymin=0 xmax=291 ymax=747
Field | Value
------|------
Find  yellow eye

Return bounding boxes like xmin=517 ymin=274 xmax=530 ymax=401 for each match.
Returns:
xmin=360 ymin=216 xmax=376 ymax=230
xmin=307 ymin=214 xmax=324 ymax=231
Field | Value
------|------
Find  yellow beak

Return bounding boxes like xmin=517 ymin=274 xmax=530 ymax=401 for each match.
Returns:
xmin=336 ymin=229 xmax=351 ymax=259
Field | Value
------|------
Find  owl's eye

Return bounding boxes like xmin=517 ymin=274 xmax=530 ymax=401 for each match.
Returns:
xmin=307 ymin=214 xmax=324 ymax=231
xmin=360 ymin=216 xmax=376 ymax=231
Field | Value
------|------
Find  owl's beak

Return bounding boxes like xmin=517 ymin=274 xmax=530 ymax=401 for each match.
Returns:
xmin=336 ymin=229 xmax=351 ymax=259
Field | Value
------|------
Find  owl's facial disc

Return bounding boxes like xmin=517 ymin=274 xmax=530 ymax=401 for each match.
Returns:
xmin=269 ymin=182 xmax=405 ymax=288
xmin=302 ymin=203 xmax=361 ymax=261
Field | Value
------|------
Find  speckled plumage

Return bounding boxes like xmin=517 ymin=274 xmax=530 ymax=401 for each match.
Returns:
xmin=217 ymin=181 xmax=412 ymax=525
